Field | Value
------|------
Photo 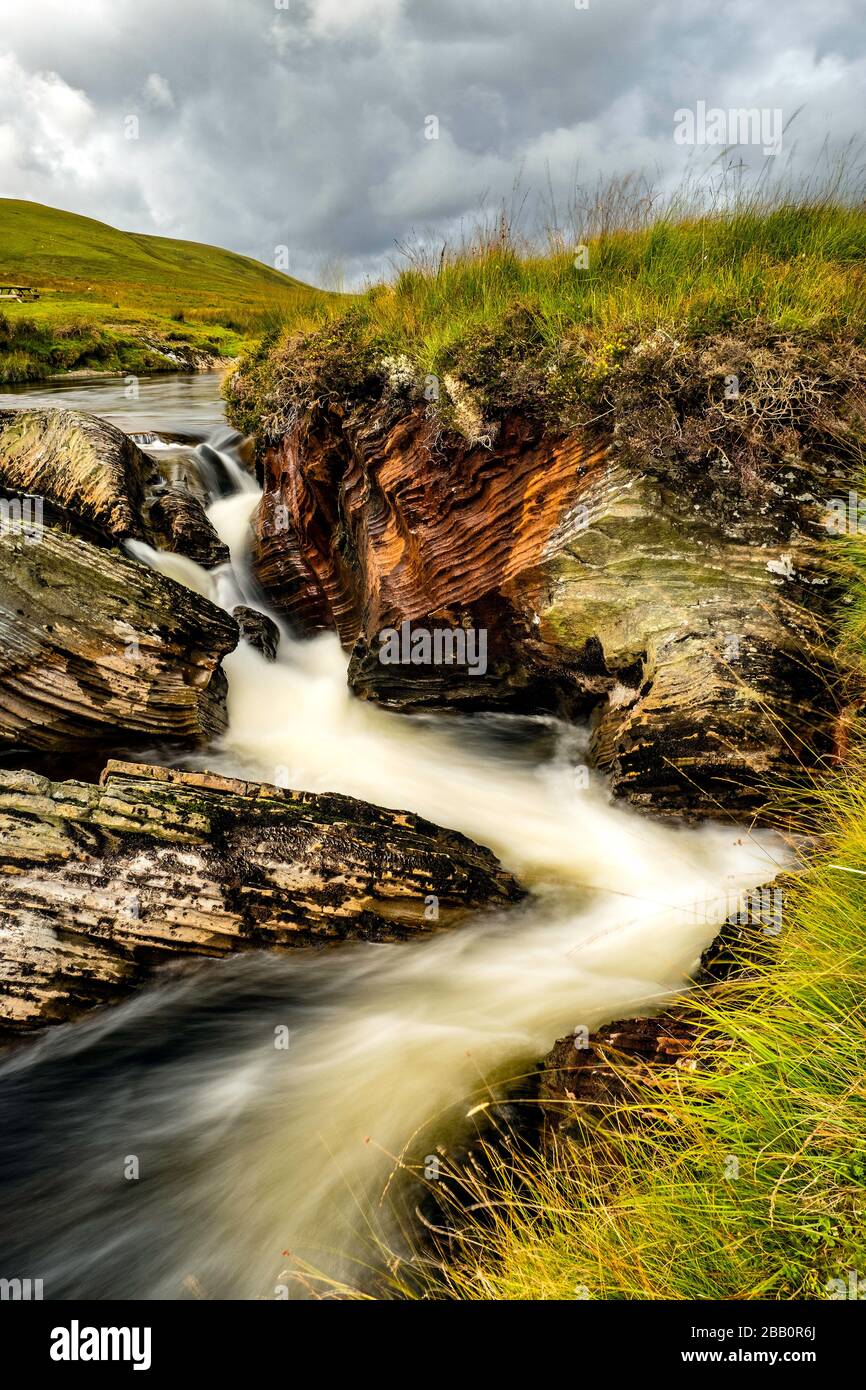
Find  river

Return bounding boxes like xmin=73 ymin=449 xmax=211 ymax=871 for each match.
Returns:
xmin=0 ymin=373 xmax=785 ymax=1299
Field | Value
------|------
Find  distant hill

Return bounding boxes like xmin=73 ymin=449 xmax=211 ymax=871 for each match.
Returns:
xmin=0 ymin=199 xmax=341 ymax=382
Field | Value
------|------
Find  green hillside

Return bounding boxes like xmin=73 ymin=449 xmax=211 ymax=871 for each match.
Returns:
xmin=0 ymin=199 xmax=341 ymax=383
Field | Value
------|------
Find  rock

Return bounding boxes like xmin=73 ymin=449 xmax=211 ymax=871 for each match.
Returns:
xmin=538 ymin=1014 xmax=701 ymax=1144
xmin=0 ymin=760 xmax=522 ymax=1030
xmin=0 ymin=524 xmax=237 ymax=751
xmin=0 ymin=407 xmax=157 ymax=541
xmin=148 ymin=485 xmax=230 ymax=568
xmin=233 ymin=605 xmax=280 ymax=660
xmin=0 ymin=407 xmax=228 ymax=569
xmin=245 ymin=338 xmax=859 ymax=814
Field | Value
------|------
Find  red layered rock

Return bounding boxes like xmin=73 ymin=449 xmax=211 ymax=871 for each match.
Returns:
xmin=248 ymin=374 xmax=852 ymax=813
xmin=255 ymin=406 xmax=603 ymax=641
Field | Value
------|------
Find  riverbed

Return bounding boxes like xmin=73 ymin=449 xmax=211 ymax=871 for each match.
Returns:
xmin=0 ymin=373 xmax=784 ymax=1299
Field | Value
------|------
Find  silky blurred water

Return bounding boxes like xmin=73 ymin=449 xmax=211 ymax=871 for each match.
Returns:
xmin=0 ymin=374 xmax=786 ymax=1300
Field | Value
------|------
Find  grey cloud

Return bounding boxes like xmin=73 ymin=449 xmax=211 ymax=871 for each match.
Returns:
xmin=0 ymin=0 xmax=863 ymax=286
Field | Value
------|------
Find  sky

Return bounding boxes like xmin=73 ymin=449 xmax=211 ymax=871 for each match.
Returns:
xmin=0 ymin=0 xmax=863 ymax=287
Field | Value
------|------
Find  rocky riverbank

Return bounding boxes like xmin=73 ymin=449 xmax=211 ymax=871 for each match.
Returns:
xmin=229 ymin=331 xmax=865 ymax=817
xmin=0 ymin=402 xmax=522 ymax=1033
xmin=0 ymin=759 xmax=520 ymax=1030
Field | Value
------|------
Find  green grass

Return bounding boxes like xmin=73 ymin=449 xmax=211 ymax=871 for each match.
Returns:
xmin=228 ymin=197 xmax=866 ymax=439
xmin=0 ymin=199 xmax=341 ymax=382
xmin=372 ymin=203 xmax=866 ymax=357
xmin=384 ymin=531 xmax=866 ymax=1302
xmin=239 ymin=187 xmax=866 ymax=1304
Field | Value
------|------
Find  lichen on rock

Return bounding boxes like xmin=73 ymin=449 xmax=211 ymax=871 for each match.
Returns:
xmin=0 ymin=760 xmax=523 ymax=1030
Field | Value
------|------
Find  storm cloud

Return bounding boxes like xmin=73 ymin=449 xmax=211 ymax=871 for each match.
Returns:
xmin=0 ymin=0 xmax=863 ymax=285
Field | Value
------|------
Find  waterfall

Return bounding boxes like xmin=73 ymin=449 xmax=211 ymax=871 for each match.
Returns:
xmin=0 ymin=425 xmax=786 ymax=1301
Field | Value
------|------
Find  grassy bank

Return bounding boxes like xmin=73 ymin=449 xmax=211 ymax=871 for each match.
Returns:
xmin=227 ymin=192 xmax=866 ymax=1300
xmin=389 ymin=535 xmax=866 ymax=1301
xmin=0 ymin=199 xmax=340 ymax=383
xmin=228 ymin=197 xmax=866 ymax=439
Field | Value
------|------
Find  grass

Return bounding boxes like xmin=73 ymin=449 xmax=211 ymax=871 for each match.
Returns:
xmin=227 ymin=189 xmax=866 ymax=441
xmin=375 ymin=531 xmax=866 ymax=1302
xmin=226 ymin=175 xmax=864 ymax=1304
xmin=0 ymin=199 xmax=341 ymax=382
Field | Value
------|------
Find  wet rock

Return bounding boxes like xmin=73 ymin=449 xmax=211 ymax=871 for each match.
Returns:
xmin=0 ymin=407 xmax=227 ymax=570
xmin=0 ymin=407 xmax=157 ymax=540
xmin=246 ymin=372 xmax=854 ymax=814
xmin=233 ymin=605 xmax=280 ymax=660
xmin=148 ymin=485 xmax=230 ymax=568
xmin=0 ymin=524 xmax=237 ymax=751
xmin=538 ymin=1015 xmax=701 ymax=1143
xmin=0 ymin=760 xmax=523 ymax=1030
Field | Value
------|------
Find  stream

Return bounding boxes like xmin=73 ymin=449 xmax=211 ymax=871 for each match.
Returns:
xmin=0 ymin=373 xmax=786 ymax=1299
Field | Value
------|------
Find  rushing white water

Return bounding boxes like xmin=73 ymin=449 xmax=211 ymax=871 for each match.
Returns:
xmin=0 ymin=424 xmax=787 ymax=1301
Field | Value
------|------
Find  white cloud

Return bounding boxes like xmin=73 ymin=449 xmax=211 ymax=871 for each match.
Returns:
xmin=143 ymin=72 xmax=175 ymax=111
xmin=0 ymin=52 xmax=104 ymax=185
xmin=307 ymin=0 xmax=404 ymax=38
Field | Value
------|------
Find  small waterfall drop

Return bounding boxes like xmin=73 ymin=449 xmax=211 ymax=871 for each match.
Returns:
xmin=0 ymin=420 xmax=787 ymax=1300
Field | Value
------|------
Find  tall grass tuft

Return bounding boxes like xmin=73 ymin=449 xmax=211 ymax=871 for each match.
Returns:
xmin=230 ymin=161 xmax=866 ymax=438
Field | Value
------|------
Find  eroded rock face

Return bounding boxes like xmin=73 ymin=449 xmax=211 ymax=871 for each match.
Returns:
xmin=0 ymin=760 xmax=522 ymax=1030
xmin=249 ymin=393 xmax=849 ymax=814
xmin=253 ymin=406 xmax=602 ymax=650
xmin=0 ymin=525 xmax=236 ymax=751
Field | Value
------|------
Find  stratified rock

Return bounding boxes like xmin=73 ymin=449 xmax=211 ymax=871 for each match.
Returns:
xmin=148 ymin=485 xmax=230 ymax=568
xmin=0 ymin=407 xmax=228 ymax=569
xmin=0 ymin=407 xmax=157 ymax=540
xmin=233 ymin=605 xmax=280 ymax=659
xmin=245 ymin=336 xmax=860 ymax=814
xmin=0 ymin=525 xmax=237 ymax=751
xmin=0 ymin=760 xmax=522 ymax=1029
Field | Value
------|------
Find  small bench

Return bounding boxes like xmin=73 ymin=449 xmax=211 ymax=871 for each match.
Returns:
xmin=0 ymin=285 xmax=40 ymax=302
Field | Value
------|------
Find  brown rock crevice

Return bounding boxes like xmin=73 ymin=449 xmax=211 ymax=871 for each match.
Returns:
xmin=248 ymin=383 xmax=854 ymax=814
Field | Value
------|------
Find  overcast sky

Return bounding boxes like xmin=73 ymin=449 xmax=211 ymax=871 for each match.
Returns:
xmin=0 ymin=0 xmax=863 ymax=286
